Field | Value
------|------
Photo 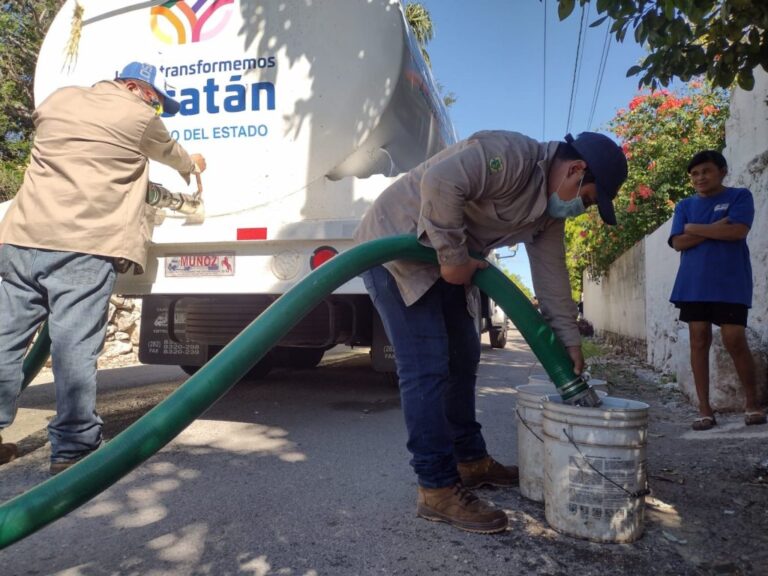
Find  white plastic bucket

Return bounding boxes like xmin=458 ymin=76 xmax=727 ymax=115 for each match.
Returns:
xmin=542 ymin=396 xmax=649 ymax=543
xmin=516 ymin=381 xmax=606 ymax=502
xmin=516 ymin=383 xmax=557 ymax=502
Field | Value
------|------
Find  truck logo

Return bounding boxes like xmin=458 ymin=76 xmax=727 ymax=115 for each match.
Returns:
xmin=151 ymin=0 xmax=235 ymax=45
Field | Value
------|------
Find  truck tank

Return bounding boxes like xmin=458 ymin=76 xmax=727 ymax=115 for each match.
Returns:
xmin=31 ymin=0 xmax=458 ymax=375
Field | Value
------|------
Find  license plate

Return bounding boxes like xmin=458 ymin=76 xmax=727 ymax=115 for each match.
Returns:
xmin=165 ymin=253 xmax=235 ymax=277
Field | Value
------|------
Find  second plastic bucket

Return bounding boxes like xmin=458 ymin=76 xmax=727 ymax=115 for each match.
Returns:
xmin=516 ymin=380 xmax=606 ymax=502
xmin=542 ymin=395 xmax=649 ymax=543
xmin=516 ymin=382 xmax=556 ymax=502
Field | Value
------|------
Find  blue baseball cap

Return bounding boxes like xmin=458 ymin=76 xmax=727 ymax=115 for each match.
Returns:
xmin=116 ymin=61 xmax=181 ymax=115
xmin=566 ymin=132 xmax=628 ymax=226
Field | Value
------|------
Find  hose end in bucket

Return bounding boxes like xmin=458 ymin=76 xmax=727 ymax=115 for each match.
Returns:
xmin=558 ymin=376 xmax=603 ymax=407
xmin=569 ymin=385 xmax=603 ymax=407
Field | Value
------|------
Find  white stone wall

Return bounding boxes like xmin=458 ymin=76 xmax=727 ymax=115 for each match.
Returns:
xmin=740 ymin=159 xmax=768 ymax=348
xmin=99 ymin=296 xmax=141 ymax=368
xmin=644 ymin=219 xmax=679 ymax=372
xmin=723 ymin=69 xmax=768 ymax=349
xmin=583 ymin=240 xmax=646 ymax=340
xmin=672 ymin=326 xmax=767 ymax=410
xmin=723 ymin=70 xmax=768 ymax=180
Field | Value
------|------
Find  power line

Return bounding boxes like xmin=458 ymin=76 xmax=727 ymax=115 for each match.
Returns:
xmin=571 ymin=2 xmax=590 ymax=131
xmin=542 ymin=0 xmax=547 ymax=140
xmin=565 ymin=3 xmax=587 ymax=134
xmin=588 ymin=23 xmax=612 ymax=130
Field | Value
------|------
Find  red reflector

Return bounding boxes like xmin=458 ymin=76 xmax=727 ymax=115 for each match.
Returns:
xmin=237 ymin=228 xmax=267 ymax=240
xmin=310 ymin=246 xmax=338 ymax=270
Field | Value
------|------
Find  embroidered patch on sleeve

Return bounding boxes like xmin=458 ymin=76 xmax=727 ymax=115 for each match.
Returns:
xmin=488 ymin=156 xmax=503 ymax=174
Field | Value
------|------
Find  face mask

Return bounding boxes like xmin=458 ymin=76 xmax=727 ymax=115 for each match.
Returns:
xmin=547 ymin=172 xmax=586 ymax=219
xmin=150 ymin=99 xmax=164 ymax=116
xmin=145 ymin=91 xmax=163 ymax=116
xmin=136 ymin=86 xmax=163 ymax=116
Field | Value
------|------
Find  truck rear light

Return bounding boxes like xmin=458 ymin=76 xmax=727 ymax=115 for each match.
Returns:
xmin=237 ymin=228 xmax=267 ymax=240
xmin=310 ymin=246 xmax=338 ymax=270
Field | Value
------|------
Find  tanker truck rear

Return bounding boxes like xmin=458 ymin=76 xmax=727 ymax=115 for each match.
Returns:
xmin=29 ymin=0 xmax=507 ymax=377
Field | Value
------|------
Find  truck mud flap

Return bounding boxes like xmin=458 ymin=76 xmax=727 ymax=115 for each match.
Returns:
xmin=138 ymin=295 xmax=207 ymax=366
xmin=370 ymin=309 xmax=396 ymax=373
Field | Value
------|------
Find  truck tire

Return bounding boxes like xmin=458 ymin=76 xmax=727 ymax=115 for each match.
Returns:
xmin=180 ymin=364 xmax=200 ymax=376
xmin=179 ymin=347 xmax=274 ymax=380
xmin=489 ymin=325 xmax=508 ymax=349
xmin=273 ymin=346 xmax=325 ymax=369
xmin=240 ymin=354 xmax=274 ymax=381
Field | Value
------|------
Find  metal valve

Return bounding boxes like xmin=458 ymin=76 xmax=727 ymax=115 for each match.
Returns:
xmin=146 ymin=173 xmax=204 ymax=222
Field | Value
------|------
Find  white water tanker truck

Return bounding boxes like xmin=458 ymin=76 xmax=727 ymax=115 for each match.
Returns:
xmin=13 ymin=0 xmax=509 ymax=377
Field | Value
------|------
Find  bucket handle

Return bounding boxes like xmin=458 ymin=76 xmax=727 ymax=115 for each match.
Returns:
xmin=563 ymin=428 xmax=651 ymax=500
xmin=516 ymin=408 xmax=544 ymax=443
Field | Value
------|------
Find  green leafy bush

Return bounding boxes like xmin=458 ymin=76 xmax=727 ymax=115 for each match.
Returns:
xmin=566 ymin=81 xmax=728 ymax=289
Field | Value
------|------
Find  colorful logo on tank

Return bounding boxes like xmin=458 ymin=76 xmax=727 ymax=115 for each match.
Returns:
xmin=150 ymin=0 xmax=234 ymax=44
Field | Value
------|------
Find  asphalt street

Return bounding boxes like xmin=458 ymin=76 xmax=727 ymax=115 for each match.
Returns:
xmin=0 ymin=331 xmax=709 ymax=576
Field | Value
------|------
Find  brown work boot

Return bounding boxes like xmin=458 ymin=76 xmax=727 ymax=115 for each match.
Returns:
xmin=458 ymin=455 xmax=519 ymax=489
xmin=0 ymin=434 xmax=18 ymax=465
xmin=49 ymin=441 xmax=104 ymax=475
xmin=50 ymin=452 xmax=93 ymax=476
xmin=49 ymin=458 xmax=81 ymax=476
xmin=417 ymin=483 xmax=508 ymax=534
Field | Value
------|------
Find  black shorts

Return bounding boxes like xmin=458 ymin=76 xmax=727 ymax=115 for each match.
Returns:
xmin=677 ymin=301 xmax=749 ymax=327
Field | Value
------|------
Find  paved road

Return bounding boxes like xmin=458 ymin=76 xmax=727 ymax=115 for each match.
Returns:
xmin=0 ymin=331 xmax=694 ymax=576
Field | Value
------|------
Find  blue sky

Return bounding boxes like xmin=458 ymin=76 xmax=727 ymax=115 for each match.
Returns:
xmin=418 ymin=0 xmax=649 ymax=292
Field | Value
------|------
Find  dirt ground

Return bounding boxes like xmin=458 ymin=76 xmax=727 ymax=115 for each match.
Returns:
xmin=581 ymin=340 xmax=768 ymax=576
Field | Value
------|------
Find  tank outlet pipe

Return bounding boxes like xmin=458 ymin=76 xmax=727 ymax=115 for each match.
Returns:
xmin=0 ymin=234 xmax=596 ymax=549
xmin=146 ymin=181 xmax=205 ymax=222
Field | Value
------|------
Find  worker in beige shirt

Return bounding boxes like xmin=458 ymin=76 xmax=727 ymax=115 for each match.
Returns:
xmin=0 ymin=61 xmax=206 ymax=475
xmin=354 ymin=130 xmax=627 ymax=533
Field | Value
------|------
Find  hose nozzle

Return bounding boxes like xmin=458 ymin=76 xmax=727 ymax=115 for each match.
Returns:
xmin=558 ymin=375 xmax=603 ymax=407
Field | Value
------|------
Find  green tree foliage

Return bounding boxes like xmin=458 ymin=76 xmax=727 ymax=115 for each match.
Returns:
xmin=557 ymin=0 xmax=768 ymax=90
xmin=0 ymin=0 xmax=63 ymax=199
xmin=0 ymin=1 xmax=61 ymax=160
xmin=405 ymin=2 xmax=434 ymax=66
xmin=0 ymin=163 xmax=24 ymax=203
xmin=436 ymin=82 xmax=457 ymax=108
xmin=565 ymin=81 xmax=728 ymax=289
xmin=504 ymin=270 xmax=534 ymax=300
xmin=404 ymin=2 xmax=456 ymax=108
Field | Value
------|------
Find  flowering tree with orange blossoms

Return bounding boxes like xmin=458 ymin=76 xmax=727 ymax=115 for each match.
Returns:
xmin=565 ymin=81 xmax=729 ymax=292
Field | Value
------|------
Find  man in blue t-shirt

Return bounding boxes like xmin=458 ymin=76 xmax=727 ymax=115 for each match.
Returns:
xmin=669 ymin=150 xmax=766 ymax=430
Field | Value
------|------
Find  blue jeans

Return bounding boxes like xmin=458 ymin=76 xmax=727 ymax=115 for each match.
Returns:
xmin=361 ymin=265 xmax=486 ymax=488
xmin=0 ymin=245 xmax=115 ymax=462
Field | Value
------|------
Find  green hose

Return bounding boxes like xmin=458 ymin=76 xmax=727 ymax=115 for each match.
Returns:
xmin=0 ymin=234 xmax=590 ymax=548
xmin=21 ymin=323 xmax=51 ymax=391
